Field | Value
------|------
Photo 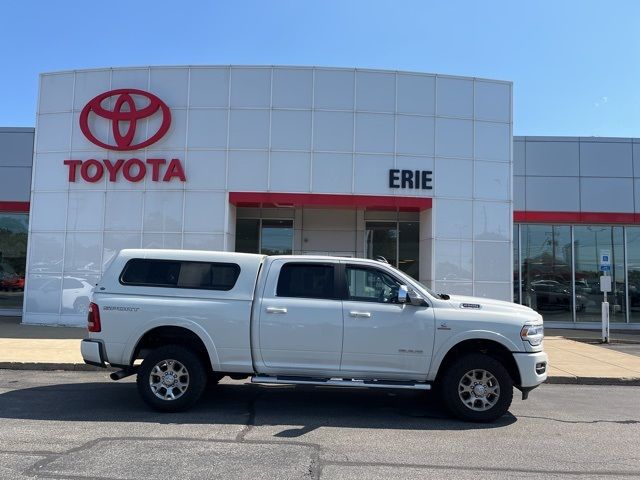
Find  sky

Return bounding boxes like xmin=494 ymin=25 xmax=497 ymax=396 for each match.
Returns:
xmin=1 ymin=0 xmax=639 ymax=137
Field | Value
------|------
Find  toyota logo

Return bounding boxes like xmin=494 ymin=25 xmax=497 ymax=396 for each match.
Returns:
xmin=79 ymin=89 xmax=171 ymax=151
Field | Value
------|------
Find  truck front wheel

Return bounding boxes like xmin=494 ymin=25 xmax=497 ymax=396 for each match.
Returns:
xmin=440 ymin=353 xmax=513 ymax=422
xmin=136 ymin=345 xmax=207 ymax=412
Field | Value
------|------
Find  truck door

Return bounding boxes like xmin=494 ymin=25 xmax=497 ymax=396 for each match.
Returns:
xmin=257 ymin=260 xmax=343 ymax=375
xmin=340 ymin=264 xmax=435 ymax=379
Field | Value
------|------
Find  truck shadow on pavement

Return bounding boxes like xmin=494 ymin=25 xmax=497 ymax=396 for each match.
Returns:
xmin=0 ymin=379 xmax=517 ymax=431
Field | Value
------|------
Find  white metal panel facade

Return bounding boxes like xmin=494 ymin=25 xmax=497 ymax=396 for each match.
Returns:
xmin=25 ymin=66 xmax=513 ymax=325
xmin=514 ymin=136 xmax=640 ymax=214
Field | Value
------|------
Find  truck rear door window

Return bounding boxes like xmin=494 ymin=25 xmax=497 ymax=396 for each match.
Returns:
xmin=276 ymin=263 xmax=336 ymax=299
xmin=120 ymin=259 xmax=240 ymax=291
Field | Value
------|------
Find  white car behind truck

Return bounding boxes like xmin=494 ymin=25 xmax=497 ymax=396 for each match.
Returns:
xmin=81 ymin=249 xmax=547 ymax=422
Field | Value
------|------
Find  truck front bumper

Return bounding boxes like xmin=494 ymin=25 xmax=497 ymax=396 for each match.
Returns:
xmin=513 ymin=351 xmax=548 ymax=388
xmin=81 ymin=339 xmax=106 ymax=368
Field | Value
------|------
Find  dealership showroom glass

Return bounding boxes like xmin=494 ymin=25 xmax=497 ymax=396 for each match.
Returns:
xmin=0 ymin=65 xmax=639 ymax=329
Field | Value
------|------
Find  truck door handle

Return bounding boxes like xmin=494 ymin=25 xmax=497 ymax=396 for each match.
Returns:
xmin=266 ymin=307 xmax=288 ymax=314
xmin=349 ymin=311 xmax=371 ymax=318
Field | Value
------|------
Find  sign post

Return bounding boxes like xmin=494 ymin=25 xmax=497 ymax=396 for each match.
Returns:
xmin=599 ymin=250 xmax=611 ymax=344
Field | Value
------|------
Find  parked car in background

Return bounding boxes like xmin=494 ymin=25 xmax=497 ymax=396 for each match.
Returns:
xmin=0 ymin=262 xmax=25 ymax=291
xmin=0 ymin=273 xmax=24 ymax=291
xmin=62 ymin=276 xmax=94 ymax=314
xmin=529 ymin=280 xmax=586 ymax=312
xmin=25 ymin=275 xmax=94 ymax=314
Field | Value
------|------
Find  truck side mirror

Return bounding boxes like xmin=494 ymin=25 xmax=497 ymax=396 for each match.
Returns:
xmin=408 ymin=289 xmax=427 ymax=306
xmin=398 ymin=285 xmax=408 ymax=303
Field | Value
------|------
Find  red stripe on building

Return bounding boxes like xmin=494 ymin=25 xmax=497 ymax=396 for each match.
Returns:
xmin=514 ymin=211 xmax=639 ymax=224
xmin=229 ymin=192 xmax=432 ymax=211
xmin=0 ymin=201 xmax=30 ymax=213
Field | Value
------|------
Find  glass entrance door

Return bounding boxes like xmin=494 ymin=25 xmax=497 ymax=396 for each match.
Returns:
xmin=236 ymin=218 xmax=293 ymax=255
xmin=260 ymin=220 xmax=294 ymax=255
xmin=573 ymin=226 xmax=625 ymax=322
xmin=365 ymin=221 xmax=419 ymax=279
xmin=365 ymin=222 xmax=397 ymax=266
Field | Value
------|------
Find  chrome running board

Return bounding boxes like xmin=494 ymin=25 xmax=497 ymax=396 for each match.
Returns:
xmin=251 ymin=375 xmax=431 ymax=390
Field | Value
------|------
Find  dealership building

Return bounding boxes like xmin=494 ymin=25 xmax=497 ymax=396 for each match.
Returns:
xmin=0 ymin=65 xmax=639 ymax=328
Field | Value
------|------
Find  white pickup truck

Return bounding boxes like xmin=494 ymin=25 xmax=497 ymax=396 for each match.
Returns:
xmin=81 ymin=249 xmax=547 ymax=422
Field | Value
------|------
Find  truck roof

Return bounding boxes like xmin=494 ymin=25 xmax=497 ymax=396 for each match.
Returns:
xmin=117 ymin=249 xmax=266 ymax=262
xmin=116 ymin=250 xmax=386 ymax=266
xmin=268 ymin=255 xmax=387 ymax=266
xmin=110 ymin=250 xmax=398 ymax=281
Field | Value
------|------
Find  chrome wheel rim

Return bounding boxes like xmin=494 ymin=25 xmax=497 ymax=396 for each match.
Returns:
xmin=149 ymin=359 xmax=189 ymax=401
xmin=458 ymin=369 xmax=500 ymax=411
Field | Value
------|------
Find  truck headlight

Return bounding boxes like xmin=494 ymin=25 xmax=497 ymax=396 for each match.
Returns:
xmin=520 ymin=324 xmax=544 ymax=346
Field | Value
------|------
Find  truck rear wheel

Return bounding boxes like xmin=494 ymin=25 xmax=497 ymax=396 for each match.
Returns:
xmin=136 ymin=345 xmax=207 ymax=412
xmin=440 ymin=353 xmax=513 ymax=422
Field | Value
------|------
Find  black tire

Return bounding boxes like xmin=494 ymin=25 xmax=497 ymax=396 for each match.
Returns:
xmin=440 ymin=353 xmax=513 ymax=422
xmin=136 ymin=345 xmax=207 ymax=412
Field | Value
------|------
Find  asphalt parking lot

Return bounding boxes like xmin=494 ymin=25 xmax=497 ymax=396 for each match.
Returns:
xmin=0 ymin=370 xmax=639 ymax=479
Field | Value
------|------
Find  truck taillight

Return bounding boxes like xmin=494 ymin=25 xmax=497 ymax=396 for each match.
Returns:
xmin=87 ymin=302 xmax=101 ymax=332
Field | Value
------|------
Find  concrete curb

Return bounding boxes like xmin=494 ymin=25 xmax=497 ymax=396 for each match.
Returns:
xmin=561 ymin=338 xmax=640 ymax=346
xmin=545 ymin=376 xmax=640 ymax=386
xmin=0 ymin=362 xmax=115 ymax=372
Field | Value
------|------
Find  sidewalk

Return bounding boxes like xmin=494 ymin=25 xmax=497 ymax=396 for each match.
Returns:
xmin=548 ymin=328 xmax=640 ymax=345
xmin=545 ymin=336 xmax=640 ymax=385
xmin=1 ymin=317 xmax=640 ymax=384
xmin=0 ymin=316 xmax=94 ymax=371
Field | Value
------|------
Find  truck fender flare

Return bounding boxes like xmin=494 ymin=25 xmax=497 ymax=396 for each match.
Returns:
xmin=427 ymin=330 xmax=519 ymax=381
xmin=125 ymin=318 xmax=222 ymax=371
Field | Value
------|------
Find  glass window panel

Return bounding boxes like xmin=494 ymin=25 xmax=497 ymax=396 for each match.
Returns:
xmin=236 ymin=219 xmax=260 ymax=254
xmin=513 ymin=224 xmax=520 ymax=304
xmin=398 ymin=222 xmax=419 ymax=279
xmin=346 ymin=266 xmax=402 ymax=303
xmin=627 ymin=227 xmax=640 ymax=323
xmin=365 ymin=222 xmax=398 ymax=266
xmin=612 ymin=227 xmax=626 ymax=323
xmin=513 ymin=225 xmax=521 ymax=303
xmin=178 ymin=262 xmax=240 ymax=290
xmin=121 ymin=259 xmax=240 ymax=291
xmin=276 ymin=263 xmax=336 ymax=299
xmin=0 ymin=213 xmax=28 ymax=309
xmin=521 ymin=225 xmax=573 ymax=322
xmin=261 ymin=220 xmax=293 ymax=255
xmin=574 ymin=226 xmax=625 ymax=323
xmin=121 ymin=259 xmax=181 ymax=286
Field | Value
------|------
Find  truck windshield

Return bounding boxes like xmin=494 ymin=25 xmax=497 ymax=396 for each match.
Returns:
xmin=413 ymin=279 xmax=440 ymax=298
xmin=380 ymin=261 xmax=439 ymax=299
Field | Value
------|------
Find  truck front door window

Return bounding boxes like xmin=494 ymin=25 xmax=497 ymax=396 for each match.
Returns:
xmin=346 ymin=267 xmax=400 ymax=303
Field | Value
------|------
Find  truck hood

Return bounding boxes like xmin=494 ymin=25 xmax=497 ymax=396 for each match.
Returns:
xmin=444 ymin=294 xmax=542 ymax=323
